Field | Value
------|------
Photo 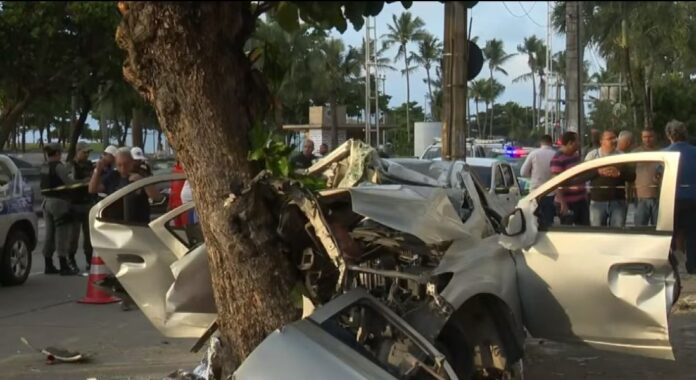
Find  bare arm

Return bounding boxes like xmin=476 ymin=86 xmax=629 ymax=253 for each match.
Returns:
xmin=88 ymin=163 xmax=106 ymax=194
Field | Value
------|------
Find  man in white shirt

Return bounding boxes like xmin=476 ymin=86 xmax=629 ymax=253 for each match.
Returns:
xmin=520 ymin=134 xmax=557 ymax=227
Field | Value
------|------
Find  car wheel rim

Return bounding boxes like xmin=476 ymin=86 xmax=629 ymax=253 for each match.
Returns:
xmin=10 ymin=240 xmax=29 ymax=278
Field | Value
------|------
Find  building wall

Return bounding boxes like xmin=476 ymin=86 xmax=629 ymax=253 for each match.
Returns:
xmin=307 ymin=129 xmax=347 ymax=152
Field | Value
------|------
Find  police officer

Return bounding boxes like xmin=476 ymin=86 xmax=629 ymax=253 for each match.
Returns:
xmin=41 ymin=143 xmax=80 ymax=276
xmin=68 ymin=142 xmax=95 ymax=271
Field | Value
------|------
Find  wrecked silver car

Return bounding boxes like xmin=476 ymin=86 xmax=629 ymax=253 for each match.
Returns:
xmin=91 ymin=140 xmax=681 ymax=379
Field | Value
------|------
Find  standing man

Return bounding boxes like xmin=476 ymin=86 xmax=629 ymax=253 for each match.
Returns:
xmin=291 ymin=139 xmax=316 ymax=169
xmin=617 ymin=130 xmax=634 ymax=153
xmin=550 ymin=131 xmax=589 ymax=226
xmin=40 ymin=143 xmax=80 ymax=276
xmin=585 ymin=130 xmax=636 ymax=227
xmin=68 ymin=142 xmax=95 ymax=271
xmin=131 ymin=146 xmax=152 ymax=176
xmin=520 ymin=134 xmax=556 ymax=228
xmin=318 ymin=143 xmax=329 ymax=157
xmin=633 ymin=129 xmax=661 ymax=226
xmin=663 ymin=120 xmax=696 ymax=273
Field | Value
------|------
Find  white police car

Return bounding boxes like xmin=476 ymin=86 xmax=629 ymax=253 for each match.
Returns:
xmin=0 ymin=155 xmax=38 ymax=286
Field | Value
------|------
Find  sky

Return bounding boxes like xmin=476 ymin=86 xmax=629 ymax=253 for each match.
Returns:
xmin=82 ymin=1 xmax=606 ymax=152
xmin=331 ymin=1 xmax=605 ymax=111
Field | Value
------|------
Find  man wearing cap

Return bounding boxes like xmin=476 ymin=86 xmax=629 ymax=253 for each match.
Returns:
xmin=131 ymin=146 xmax=152 ymax=177
xmin=67 ymin=142 xmax=95 ymax=271
xmin=40 ymin=143 xmax=80 ymax=276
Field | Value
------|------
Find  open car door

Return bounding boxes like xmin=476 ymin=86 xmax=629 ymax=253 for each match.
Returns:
xmin=512 ymin=151 xmax=680 ymax=360
xmin=90 ymin=173 xmax=215 ymax=338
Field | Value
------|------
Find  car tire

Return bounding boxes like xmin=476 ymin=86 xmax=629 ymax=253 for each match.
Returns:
xmin=0 ymin=229 xmax=32 ymax=286
xmin=437 ymin=302 xmax=523 ymax=380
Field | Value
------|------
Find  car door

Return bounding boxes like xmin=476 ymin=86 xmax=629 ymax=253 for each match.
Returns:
xmin=490 ymin=163 xmax=517 ymax=212
xmin=513 ymin=151 xmax=679 ymax=360
xmin=90 ymin=173 xmax=215 ymax=338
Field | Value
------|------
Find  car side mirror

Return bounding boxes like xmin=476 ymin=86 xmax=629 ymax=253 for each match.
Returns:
xmin=502 ymin=208 xmax=526 ymax=237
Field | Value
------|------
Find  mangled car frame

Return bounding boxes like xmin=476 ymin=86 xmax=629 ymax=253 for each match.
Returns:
xmin=91 ymin=140 xmax=681 ymax=379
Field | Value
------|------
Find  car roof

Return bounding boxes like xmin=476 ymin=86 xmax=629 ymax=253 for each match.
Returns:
xmin=464 ymin=157 xmax=502 ymax=167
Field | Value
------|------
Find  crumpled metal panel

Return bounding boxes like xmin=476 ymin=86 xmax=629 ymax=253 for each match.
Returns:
xmin=166 ymin=244 xmax=216 ymax=314
xmin=348 ymin=185 xmax=472 ymax=244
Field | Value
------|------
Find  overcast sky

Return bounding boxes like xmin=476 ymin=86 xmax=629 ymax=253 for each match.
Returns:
xmin=332 ymin=1 xmax=605 ymax=110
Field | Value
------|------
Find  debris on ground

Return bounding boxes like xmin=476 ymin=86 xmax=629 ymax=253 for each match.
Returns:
xmin=674 ymin=294 xmax=696 ymax=314
xmin=165 ymin=336 xmax=223 ymax=380
xmin=20 ymin=337 xmax=89 ymax=364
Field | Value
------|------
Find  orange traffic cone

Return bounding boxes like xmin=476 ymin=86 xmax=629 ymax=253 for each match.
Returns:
xmin=78 ymin=255 xmax=120 ymax=304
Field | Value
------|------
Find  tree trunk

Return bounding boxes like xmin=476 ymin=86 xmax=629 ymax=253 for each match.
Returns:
xmin=426 ymin=66 xmax=434 ymax=119
xmin=120 ymin=115 xmax=130 ymax=146
xmin=116 ymin=2 xmax=299 ymax=372
xmin=531 ymin=71 xmax=537 ymax=129
xmin=565 ymin=1 xmax=581 ymax=133
xmin=21 ymin=125 xmax=26 ymax=153
xmin=132 ymin=107 xmax=144 ymax=148
xmin=330 ymin=96 xmax=339 ymax=149
xmin=67 ymin=93 xmax=93 ymax=162
xmin=489 ymin=68 xmax=495 ymax=136
xmin=484 ymin=101 xmax=490 ymax=137
xmin=475 ymin=99 xmax=481 ymax=137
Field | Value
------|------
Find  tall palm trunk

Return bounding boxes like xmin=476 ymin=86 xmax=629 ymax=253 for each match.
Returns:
xmin=475 ymin=98 xmax=481 ymax=137
xmin=425 ymin=65 xmax=434 ymax=119
xmin=489 ymin=69 xmax=495 ymax=136
xmin=531 ymin=71 xmax=537 ymax=129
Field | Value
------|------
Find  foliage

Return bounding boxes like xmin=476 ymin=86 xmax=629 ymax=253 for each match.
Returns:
xmin=386 ymin=101 xmax=424 ymax=155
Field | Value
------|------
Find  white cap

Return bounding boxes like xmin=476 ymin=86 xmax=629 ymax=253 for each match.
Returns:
xmin=104 ymin=145 xmax=118 ymax=156
xmin=131 ymin=147 xmax=146 ymax=161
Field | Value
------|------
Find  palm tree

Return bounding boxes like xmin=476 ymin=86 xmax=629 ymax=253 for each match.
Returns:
xmin=383 ymin=12 xmax=428 ymax=143
xmin=513 ymin=35 xmax=545 ymax=128
xmin=469 ymin=79 xmax=487 ymax=136
xmin=316 ymin=39 xmax=361 ymax=147
xmin=482 ymin=39 xmax=515 ymax=134
xmin=412 ymin=33 xmax=443 ymax=120
xmin=481 ymin=79 xmax=505 ymax=137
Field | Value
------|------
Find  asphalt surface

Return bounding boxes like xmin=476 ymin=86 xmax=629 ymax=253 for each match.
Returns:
xmin=0 ymin=219 xmax=200 ymax=380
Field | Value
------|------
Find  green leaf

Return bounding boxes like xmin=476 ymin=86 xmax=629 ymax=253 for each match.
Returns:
xmin=275 ymin=2 xmax=300 ymax=33
xmin=277 ymin=157 xmax=290 ymax=177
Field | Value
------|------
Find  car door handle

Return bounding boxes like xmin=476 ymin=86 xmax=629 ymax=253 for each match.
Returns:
xmin=615 ymin=263 xmax=654 ymax=276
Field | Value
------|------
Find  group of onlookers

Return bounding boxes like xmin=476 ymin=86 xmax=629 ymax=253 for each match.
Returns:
xmin=521 ymin=120 xmax=696 ymax=273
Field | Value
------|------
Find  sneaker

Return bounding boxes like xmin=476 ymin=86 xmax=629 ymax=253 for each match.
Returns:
xmin=59 ymin=258 xmax=80 ymax=276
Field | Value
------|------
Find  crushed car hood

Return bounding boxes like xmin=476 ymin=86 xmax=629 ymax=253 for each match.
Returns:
xmin=347 ymin=185 xmax=472 ymax=245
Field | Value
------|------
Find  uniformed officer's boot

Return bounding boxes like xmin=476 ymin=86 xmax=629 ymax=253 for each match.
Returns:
xmin=69 ymin=256 xmax=79 ymax=272
xmin=44 ymin=257 xmax=59 ymax=275
xmin=59 ymin=257 xmax=80 ymax=276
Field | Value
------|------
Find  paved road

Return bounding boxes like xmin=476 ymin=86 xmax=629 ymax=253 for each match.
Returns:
xmin=0 ymin=219 xmax=200 ymax=380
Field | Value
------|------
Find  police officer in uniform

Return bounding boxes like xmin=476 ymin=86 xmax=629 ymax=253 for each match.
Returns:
xmin=68 ymin=142 xmax=95 ymax=271
xmin=40 ymin=143 xmax=80 ymax=276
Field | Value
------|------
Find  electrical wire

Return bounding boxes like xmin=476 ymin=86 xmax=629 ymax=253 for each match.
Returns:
xmin=501 ymin=2 xmax=546 ymax=28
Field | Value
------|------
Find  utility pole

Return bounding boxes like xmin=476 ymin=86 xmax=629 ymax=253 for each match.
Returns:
xmin=565 ymin=1 xmax=583 ymax=149
xmin=364 ymin=17 xmax=372 ymax=146
xmin=545 ymin=1 xmax=552 ymax=136
xmin=442 ymin=2 xmax=468 ymax=160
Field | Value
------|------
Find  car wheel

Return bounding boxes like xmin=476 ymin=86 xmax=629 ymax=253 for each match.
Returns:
xmin=0 ymin=230 xmax=32 ymax=286
xmin=437 ymin=301 xmax=523 ymax=380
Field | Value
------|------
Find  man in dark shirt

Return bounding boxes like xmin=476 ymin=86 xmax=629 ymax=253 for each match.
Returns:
xmin=291 ymin=139 xmax=317 ymax=169
xmin=663 ymin=120 xmax=696 ymax=273
xmin=550 ymin=131 xmax=589 ymax=226
xmin=584 ymin=130 xmax=636 ymax=227
xmin=68 ymin=142 xmax=95 ymax=270
xmin=89 ymin=148 xmax=160 ymax=224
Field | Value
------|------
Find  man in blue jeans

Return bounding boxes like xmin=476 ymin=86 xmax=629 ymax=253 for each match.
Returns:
xmin=633 ymin=129 xmax=661 ymax=226
xmin=663 ymin=120 xmax=696 ymax=273
xmin=585 ymin=130 xmax=636 ymax=227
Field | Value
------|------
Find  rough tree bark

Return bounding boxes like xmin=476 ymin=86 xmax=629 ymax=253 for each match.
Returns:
xmin=116 ymin=1 xmax=299 ymax=371
xmin=67 ymin=92 xmax=93 ymax=162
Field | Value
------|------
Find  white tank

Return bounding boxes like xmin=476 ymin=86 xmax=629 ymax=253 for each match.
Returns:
xmin=414 ymin=122 xmax=442 ymax=157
